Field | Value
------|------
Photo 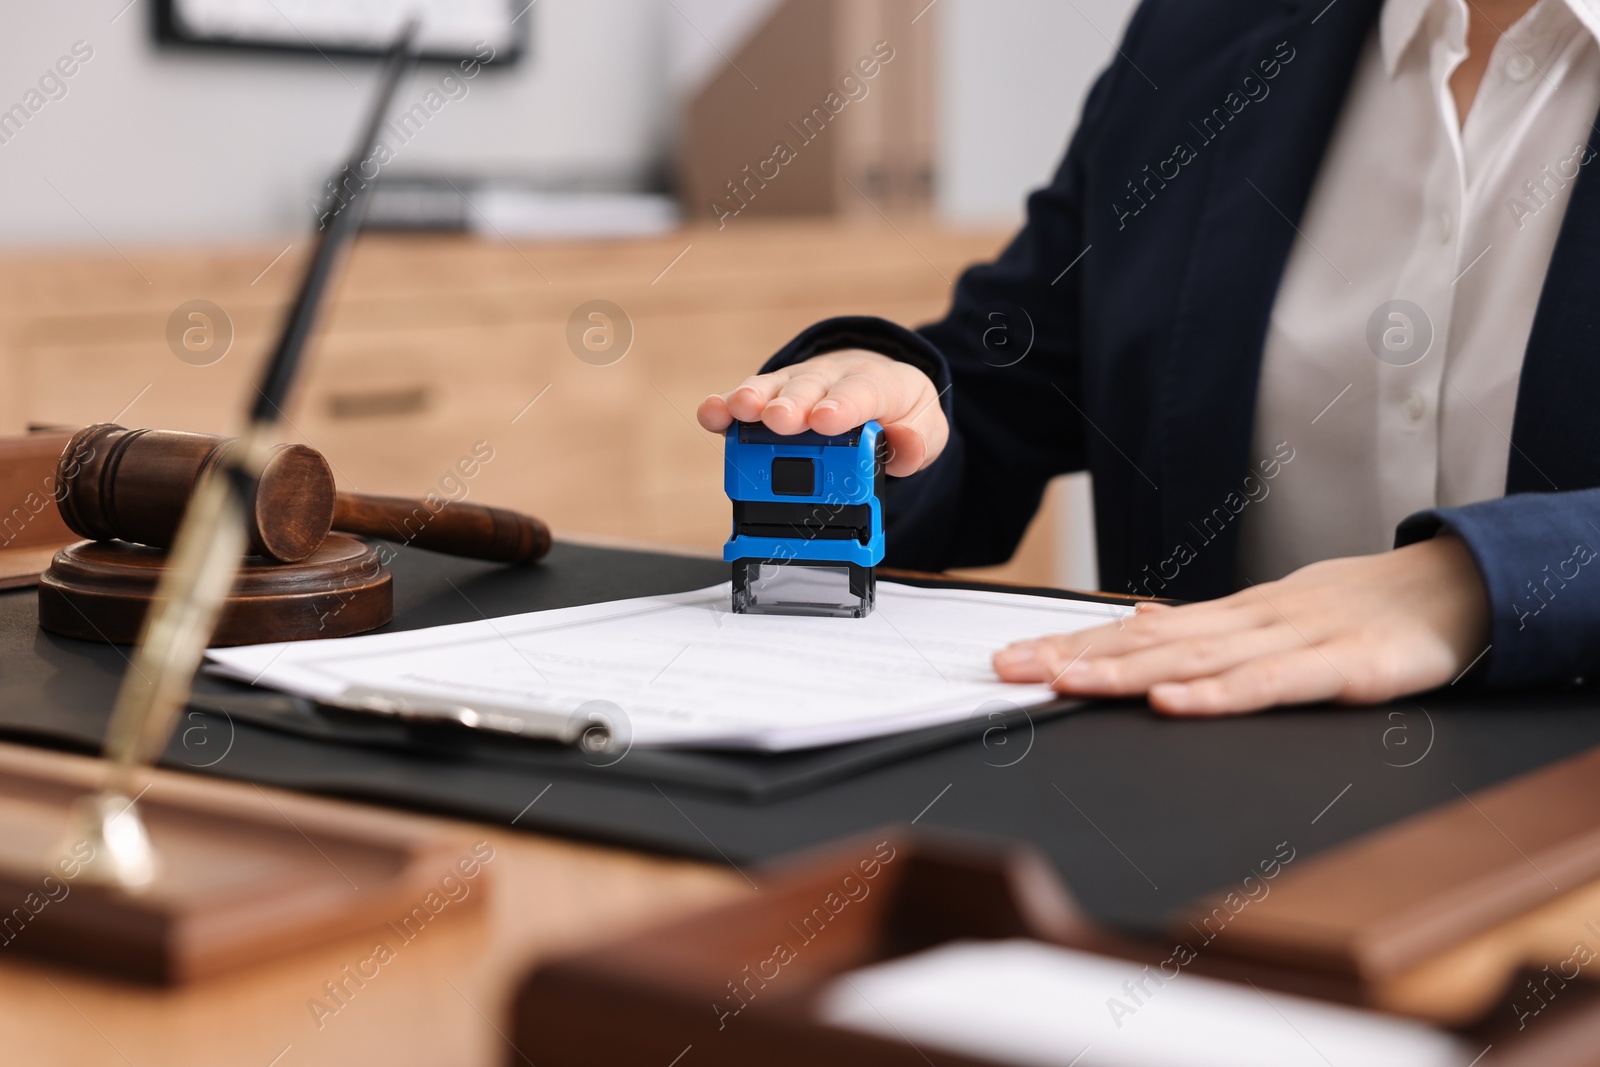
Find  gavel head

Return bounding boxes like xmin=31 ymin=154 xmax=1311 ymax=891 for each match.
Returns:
xmin=56 ymin=424 xmax=337 ymax=563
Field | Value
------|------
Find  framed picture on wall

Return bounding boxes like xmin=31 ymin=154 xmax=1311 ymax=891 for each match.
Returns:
xmin=154 ymin=0 xmax=528 ymax=64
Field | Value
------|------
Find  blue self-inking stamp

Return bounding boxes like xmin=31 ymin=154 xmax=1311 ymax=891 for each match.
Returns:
xmin=723 ymin=420 xmax=886 ymax=617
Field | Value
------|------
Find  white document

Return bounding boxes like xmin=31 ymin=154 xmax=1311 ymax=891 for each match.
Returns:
xmin=816 ymin=939 xmax=1470 ymax=1067
xmin=205 ymin=582 xmax=1130 ymax=751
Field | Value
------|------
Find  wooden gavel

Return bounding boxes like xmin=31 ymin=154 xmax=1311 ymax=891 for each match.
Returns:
xmin=56 ymin=425 xmax=550 ymax=564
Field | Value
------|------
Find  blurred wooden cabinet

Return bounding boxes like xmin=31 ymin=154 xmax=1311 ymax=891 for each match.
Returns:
xmin=0 ymin=222 xmax=1071 ymax=585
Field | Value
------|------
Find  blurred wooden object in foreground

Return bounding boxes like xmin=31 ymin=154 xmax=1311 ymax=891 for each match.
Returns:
xmin=0 ymin=741 xmax=743 ymax=1067
xmin=0 ymin=747 xmax=486 ymax=983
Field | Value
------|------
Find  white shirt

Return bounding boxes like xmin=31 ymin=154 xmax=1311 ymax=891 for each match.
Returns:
xmin=1235 ymin=0 xmax=1600 ymax=585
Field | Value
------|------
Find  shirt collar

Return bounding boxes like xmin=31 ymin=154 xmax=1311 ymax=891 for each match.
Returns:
xmin=1564 ymin=0 xmax=1600 ymax=44
xmin=1381 ymin=0 xmax=1600 ymax=78
xmin=1380 ymin=0 xmax=1440 ymax=76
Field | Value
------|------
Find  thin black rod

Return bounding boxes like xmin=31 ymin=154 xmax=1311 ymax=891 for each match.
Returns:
xmin=248 ymin=18 xmax=420 ymax=426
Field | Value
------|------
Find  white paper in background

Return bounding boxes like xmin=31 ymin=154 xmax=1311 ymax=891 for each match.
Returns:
xmin=471 ymin=189 xmax=680 ymax=239
xmin=817 ymin=940 xmax=1471 ymax=1067
xmin=172 ymin=0 xmax=517 ymax=54
xmin=205 ymin=582 xmax=1129 ymax=751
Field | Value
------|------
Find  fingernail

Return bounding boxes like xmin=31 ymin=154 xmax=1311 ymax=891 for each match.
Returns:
xmin=814 ymin=399 xmax=839 ymax=413
xmin=994 ymin=644 xmax=1038 ymax=668
xmin=765 ymin=398 xmax=794 ymax=412
xmin=1152 ymin=682 xmax=1190 ymax=702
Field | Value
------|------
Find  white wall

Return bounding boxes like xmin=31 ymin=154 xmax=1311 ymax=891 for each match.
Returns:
xmin=937 ymin=0 xmax=1136 ymax=222
xmin=0 ymin=0 xmax=670 ymax=244
xmin=665 ymin=0 xmax=780 ymax=95
xmin=0 ymin=0 xmax=1134 ymax=242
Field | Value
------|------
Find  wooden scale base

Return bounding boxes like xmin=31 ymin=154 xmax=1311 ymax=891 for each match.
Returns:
xmin=37 ymin=534 xmax=393 ymax=646
xmin=0 ymin=746 xmax=486 ymax=983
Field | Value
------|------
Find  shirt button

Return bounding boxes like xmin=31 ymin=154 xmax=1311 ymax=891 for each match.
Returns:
xmin=1404 ymin=392 xmax=1427 ymax=422
xmin=1506 ymin=53 xmax=1536 ymax=81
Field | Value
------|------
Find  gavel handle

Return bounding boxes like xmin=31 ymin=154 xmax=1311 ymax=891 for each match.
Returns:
xmin=331 ymin=493 xmax=551 ymax=564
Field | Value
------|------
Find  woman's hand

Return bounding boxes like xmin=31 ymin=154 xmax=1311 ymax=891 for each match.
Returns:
xmin=993 ymin=535 xmax=1491 ymax=715
xmin=697 ymin=349 xmax=948 ymax=476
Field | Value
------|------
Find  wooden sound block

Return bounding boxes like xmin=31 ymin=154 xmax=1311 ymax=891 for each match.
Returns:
xmin=37 ymin=533 xmax=392 ymax=646
xmin=0 ymin=752 xmax=490 ymax=983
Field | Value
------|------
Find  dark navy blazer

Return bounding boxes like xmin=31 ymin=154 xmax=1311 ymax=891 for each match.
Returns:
xmin=759 ymin=0 xmax=1600 ymax=690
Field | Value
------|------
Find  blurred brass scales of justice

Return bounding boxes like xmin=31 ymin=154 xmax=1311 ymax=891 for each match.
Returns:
xmin=38 ymin=423 xmax=551 ymax=646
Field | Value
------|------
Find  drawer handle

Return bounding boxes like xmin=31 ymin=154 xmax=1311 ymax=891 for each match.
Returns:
xmin=325 ymin=385 xmax=430 ymax=419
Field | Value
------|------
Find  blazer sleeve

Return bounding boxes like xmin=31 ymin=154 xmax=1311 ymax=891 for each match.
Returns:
xmin=755 ymin=53 xmax=1135 ymax=572
xmin=1396 ymin=489 xmax=1600 ymax=688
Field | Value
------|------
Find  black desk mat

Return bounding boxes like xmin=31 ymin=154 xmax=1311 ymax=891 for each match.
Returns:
xmin=4 ymin=540 xmax=1598 ymax=935
xmin=2 ymin=542 xmax=1088 ymax=802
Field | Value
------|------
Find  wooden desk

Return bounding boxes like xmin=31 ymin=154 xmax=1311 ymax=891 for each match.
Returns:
xmin=0 ymin=741 xmax=746 ymax=1067
xmin=0 ymin=222 xmax=1065 ymax=586
xmin=5 ymin=534 xmax=1600 ymax=1062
